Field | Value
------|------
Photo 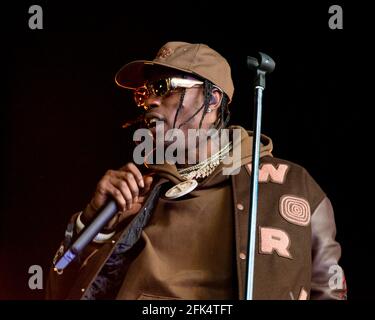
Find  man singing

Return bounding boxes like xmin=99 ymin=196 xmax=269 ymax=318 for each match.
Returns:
xmin=46 ymin=42 xmax=346 ymax=300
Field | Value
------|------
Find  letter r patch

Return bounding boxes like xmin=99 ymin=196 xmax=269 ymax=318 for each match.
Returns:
xmin=259 ymin=227 xmax=292 ymax=259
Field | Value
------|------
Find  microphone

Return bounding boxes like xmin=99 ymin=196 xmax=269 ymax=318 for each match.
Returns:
xmin=54 ymin=200 xmax=118 ymax=271
xmin=247 ymin=52 xmax=275 ymax=88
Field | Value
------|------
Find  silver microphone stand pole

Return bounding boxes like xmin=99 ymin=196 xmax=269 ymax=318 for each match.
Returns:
xmin=245 ymin=52 xmax=275 ymax=300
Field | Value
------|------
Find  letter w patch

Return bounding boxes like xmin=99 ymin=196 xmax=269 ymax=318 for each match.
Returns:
xmin=246 ymin=163 xmax=289 ymax=184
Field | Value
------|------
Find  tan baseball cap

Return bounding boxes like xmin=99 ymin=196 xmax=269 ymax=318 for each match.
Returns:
xmin=115 ymin=41 xmax=234 ymax=102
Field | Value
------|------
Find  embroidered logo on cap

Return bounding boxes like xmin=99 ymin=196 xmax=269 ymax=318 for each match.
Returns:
xmin=279 ymin=195 xmax=311 ymax=226
xmin=156 ymin=46 xmax=173 ymax=59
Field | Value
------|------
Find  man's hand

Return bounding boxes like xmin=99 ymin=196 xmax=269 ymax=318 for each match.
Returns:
xmin=81 ymin=163 xmax=153 ymax=227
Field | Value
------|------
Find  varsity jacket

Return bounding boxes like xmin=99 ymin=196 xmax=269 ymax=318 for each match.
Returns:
xmin=46 ymin=127 xmax=347 ymax=300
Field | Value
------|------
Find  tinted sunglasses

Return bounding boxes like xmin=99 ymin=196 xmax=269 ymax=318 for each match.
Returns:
xmin=133 ymin=77 xmax=203 ymax=108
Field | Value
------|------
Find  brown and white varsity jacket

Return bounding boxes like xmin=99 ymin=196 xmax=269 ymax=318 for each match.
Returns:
xmin=46 ymin=126 xmax=347 ymax=300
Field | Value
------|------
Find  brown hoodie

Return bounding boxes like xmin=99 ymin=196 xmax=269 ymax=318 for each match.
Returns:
xmin=112 ymin=126 xmax=272 ymax=300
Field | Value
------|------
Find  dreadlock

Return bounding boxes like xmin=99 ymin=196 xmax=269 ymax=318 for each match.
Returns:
xmin=198 ymin=79 xmax=231 ymax=130
xmin=172 ymin=88 xmax=186 ymax=129
xmin=172 ymin=76 xmax=231 ymax=130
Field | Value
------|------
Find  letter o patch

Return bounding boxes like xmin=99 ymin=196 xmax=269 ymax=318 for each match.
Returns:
xmin=279 ymin=195 xmax=311 ymax=226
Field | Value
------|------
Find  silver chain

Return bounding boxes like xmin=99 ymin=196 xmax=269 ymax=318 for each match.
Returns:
xmin=177 ymin=142 xmax=232 ymax=180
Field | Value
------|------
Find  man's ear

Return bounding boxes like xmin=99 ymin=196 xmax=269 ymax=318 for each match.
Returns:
xmin=208 ymin=89 xmax=223 ymax=110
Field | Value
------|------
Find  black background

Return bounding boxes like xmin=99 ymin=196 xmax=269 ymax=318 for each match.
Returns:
xmin=1 ymin=1 xmax=373 ymax=300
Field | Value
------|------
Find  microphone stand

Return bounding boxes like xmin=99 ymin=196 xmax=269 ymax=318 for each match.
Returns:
xmin=245 ymin=52 xmax=275 ymax=300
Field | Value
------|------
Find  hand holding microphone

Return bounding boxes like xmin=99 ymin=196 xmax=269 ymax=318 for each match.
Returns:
xmin=81 ymin=162 xmax=153 ymax=229
xmin=54 ymin=162 xmax=153 ymax=271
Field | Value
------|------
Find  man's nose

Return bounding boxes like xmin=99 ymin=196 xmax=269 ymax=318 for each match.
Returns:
xmin=145 ymin=94 xmax=161 ymax=110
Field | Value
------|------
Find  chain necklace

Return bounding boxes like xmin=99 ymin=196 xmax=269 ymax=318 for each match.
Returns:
xmin=177 ymin=142 xmax=232 ymax=181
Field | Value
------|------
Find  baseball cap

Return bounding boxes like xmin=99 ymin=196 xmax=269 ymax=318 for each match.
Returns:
xmin=115 ymin=41 xmax=234 ymax=102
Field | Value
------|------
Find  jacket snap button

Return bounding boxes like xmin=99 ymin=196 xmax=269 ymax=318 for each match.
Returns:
xmin=237 ymin=203 xmax=244 ymax=211
xmin=239 ymin=253 xmax=246 ymax=260
xmin=81 ymin=288 xmax=85 ymax=292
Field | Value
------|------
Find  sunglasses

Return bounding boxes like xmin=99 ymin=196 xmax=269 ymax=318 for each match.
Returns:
xmin=133 ymin=77 xmax=203 ymax=108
